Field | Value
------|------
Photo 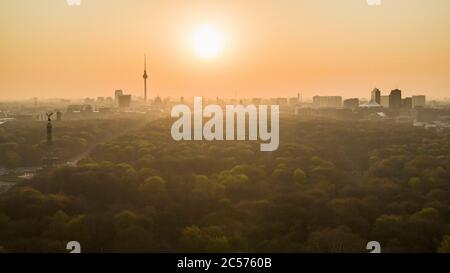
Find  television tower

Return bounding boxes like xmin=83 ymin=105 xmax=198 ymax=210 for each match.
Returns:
xmin=143 ymin=54 xmax=148 ymax=103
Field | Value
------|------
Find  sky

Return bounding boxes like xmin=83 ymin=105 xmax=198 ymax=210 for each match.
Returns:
xmin=0 ymin=0 xmax=450 ymax=100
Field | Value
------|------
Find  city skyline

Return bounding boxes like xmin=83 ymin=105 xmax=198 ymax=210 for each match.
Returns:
xmin=1 ymin=0 xmax=450 ymax=257
xmin=0 ymin=87 xmax=433 ymax=103
xmin=1 ymin=0 xmax=450 ymax=100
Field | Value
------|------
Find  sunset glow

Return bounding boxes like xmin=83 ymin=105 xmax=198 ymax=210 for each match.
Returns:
xmin=192 ymin=25 xmax=224 ymax=59
xmin=0 ymin=1 xmax=450 ymax=100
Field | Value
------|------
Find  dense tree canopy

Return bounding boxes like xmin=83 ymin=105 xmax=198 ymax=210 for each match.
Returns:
xmin=0 ymin=117 xmax=448 ymax=252
xmin=0 ymin=118 xmax=145 ymax=168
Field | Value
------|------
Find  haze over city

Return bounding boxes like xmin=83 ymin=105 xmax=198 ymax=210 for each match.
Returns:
xmin=1 ymin=0 xmax=450 ymax=101
xmin=1 ymin=0 xmax=450 ymax=257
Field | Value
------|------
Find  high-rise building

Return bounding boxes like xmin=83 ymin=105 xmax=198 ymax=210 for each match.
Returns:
xmin=402 ymin=97 xmax=412 ymax=109
xmin=343 ymin=98 xmax=359 ymax=109
xmin=118 ymin=94 xmax=132 ymax=108
xmin=115 ymin=90 xmax=123 ymax=104
xmin=380 ymin=95 xmax=389 ymax=107
xmin=389 ymin=89 xmax=402 ymax=109
xmin=412 ymin=95 xmax=426 ymax=108
xmin=143 ymin=54 xmax=148 ymax=103
xmin=313 ymin=96 xmax=342 ymax=108
xmin=371 ymin=88 xmax=381 ymax=104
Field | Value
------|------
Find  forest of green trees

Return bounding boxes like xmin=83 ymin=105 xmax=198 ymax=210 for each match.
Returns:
xmin=0 ymin=118 xmax=145 ymax=168
xmin=0 ymin=117 xmax=449 ymax=252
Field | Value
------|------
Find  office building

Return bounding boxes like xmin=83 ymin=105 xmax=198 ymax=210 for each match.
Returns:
xmin=343 ymin=98 xmax=359 ymax=109
xmin=118 ymin=94 xmax=132 ymax=108
xmin=389 ymin=89 xmax=402 ymax=109
xmin=371 ymin=88 xmax=381 ymax=104
xmin=313 ymin=96 xmax=342 ymax=108
xmin=380 ymin=96 xmax=389 ymax=107
xmin=115 ymin=90 xmax=123 ymax=103
xmin=412 ymin=95 xmax=426 ymax=108
xmin=402 ymin=97 xmax=412 ymax=109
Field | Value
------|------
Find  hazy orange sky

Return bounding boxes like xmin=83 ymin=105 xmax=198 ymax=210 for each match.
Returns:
xmin=1 ymin=0 xmax=450 ymax=100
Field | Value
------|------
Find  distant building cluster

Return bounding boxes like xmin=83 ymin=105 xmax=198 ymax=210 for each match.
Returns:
xmin=0 ymin=55 xmax=448 ymax=131
xmin=313 ymin=96 xmax=342 ymax=108
xmin=320 ymin=88 xmax=427 ymax=110
xmin=115 ymin=90 xmax=131 ymax=108
xmin=293 ymin=88 xmax=450 ymax=130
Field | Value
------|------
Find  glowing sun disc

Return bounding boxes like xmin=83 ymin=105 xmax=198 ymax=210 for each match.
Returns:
xmin=192 ymin=25 xmax=224 ymax=59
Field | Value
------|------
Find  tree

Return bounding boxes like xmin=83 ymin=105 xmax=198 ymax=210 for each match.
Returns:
xmin=139 ymin=176 xmax=166 ymax=195
xmin=292 ymin=168 xmax=307 ymax=185
xmin=181 ymin=225 xmax=206 ymax=252
xmin=303 ymin=226 xmax=366 ymax=253
xmin=437 ymin=235 xmax=450 ymax=253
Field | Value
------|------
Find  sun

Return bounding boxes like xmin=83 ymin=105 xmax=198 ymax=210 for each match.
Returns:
xmin=192 ymin=25 xmax=224 ymax=59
